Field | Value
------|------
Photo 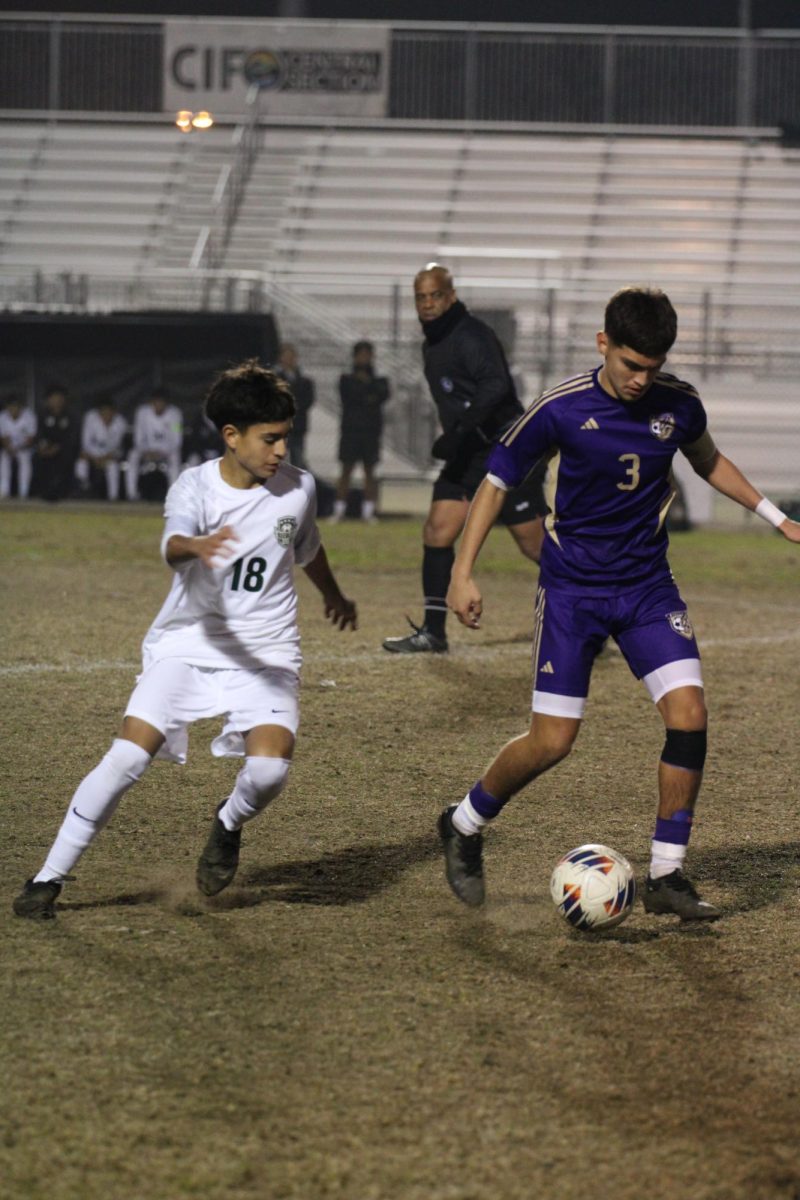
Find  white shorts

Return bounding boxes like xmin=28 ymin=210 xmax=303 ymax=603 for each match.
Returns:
xmin=125 ymin=658 xmax=300 ymax=764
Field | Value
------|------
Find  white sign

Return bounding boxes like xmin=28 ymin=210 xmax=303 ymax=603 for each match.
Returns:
xmin=164 ymin=20 xmax=389 ymax=118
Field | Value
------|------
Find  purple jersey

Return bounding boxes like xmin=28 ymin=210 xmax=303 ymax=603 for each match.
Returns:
xmin=487 ymin=367 xmax=708 ymax=590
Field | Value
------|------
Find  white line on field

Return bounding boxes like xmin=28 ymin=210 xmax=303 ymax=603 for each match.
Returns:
xmin=702 ymin=630 xmax=800 ymax=648
xmin=0 ymin=659 xmax=138 ymax=677
xmin=1 ymin=626 xmax=798 ymax=678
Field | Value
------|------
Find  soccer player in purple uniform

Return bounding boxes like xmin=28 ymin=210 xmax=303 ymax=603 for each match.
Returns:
xmin=439 ymin=287 xmax=800 ymax=920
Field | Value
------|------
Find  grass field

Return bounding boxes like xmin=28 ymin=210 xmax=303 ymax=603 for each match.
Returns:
xmin=1 ymin=503 xmax=799 ymax=1200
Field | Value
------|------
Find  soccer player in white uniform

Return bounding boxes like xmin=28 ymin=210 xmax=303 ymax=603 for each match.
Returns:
xmin=75 ymin=398 xmax=128 ymax=500
xmin=0 ymin=396 xmax=37 ymax=498
xmin=126 ymin=388 xmax=183 ymax=501
xmin=14 ymin=361 xmax=357 ymax=920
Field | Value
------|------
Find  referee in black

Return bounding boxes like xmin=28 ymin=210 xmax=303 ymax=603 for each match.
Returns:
xmin=383 ymin=263 xmax=547 ymax=654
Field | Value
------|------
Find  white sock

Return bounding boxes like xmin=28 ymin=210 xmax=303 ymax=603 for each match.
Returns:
xmin=452 ymin=794 xmax=488 ymax=837
xmin=649 ymin=840 xmax=687 ymax=879
xmin=34 ymin=739 xmax=151 ymax=882
xmin=333 ymin=499 xmax=346 ymax=519
xmin=362 ymin=500 xmax=376 ymax=520
xmin=218 ymin=757 xmax=290 ymax=831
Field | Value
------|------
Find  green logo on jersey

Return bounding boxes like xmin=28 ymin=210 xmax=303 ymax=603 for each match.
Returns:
xmin=275 ymin=516 xmax=298 ymax=547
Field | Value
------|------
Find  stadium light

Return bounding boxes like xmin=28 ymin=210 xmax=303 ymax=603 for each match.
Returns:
xmin=175 ymin=110 xmax=215 ymax=133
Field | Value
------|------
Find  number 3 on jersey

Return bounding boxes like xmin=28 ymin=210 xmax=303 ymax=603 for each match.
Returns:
xmin=230 ymin=556 xmax=267 ymax=592
xmin=617 ymin=453 xmax=641 ymax=491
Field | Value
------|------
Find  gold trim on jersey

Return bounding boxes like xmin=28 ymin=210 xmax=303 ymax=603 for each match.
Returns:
xmin=656 ymin=488 xmax=677 ymax=535
xmin=531 ymin=585 xmax=547 ymax=673
xmin=501 ymin=373 xmax=594 ymax=447
xmin=654 ymin=372 xmax=700 ymax=399
xmin=543 ymin=449 xmax=562 ymax=547
xmin=681 ymin=429 xmax=717 ymax=466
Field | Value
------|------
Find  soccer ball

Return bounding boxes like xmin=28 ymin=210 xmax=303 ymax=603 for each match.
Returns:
xmin=550 ymin=844 xmax=636 ymax=931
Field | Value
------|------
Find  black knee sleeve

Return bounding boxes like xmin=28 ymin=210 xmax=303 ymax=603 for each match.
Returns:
xmin=661 ymin=728 xmax=707 ymax=772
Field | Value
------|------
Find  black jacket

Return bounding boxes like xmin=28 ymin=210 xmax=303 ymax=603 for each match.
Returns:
xmin=38 ymin=409 xmax=78 ymax=458
xmin=421 ymin=301 xmax=522 ymax=458
xmin=274 ymin=368 xmax=315 ymax=437
xmin=338 ymin=368 xmax=390 ymax=433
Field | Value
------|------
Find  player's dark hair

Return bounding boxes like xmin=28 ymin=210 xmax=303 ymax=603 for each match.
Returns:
xmin=204 ymin=359 xmax=295 ymax=432
xmin=352 ymin=340 xmax=373 ymax=357
xmin=604 ymin=287 xmax=677 ymax=357
xmin=44 ymin=383 xmax=67 ymax=400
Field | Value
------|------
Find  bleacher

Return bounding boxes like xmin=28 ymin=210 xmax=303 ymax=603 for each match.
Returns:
xmin=1 ymin=119 xmax=799 ymax=502
xmin=258 ymin=130 xmax=800 ymax=324
xmin=4 ymin=122 xmax=799 ymax=324
xmin=0 ymin=123 xmax=196 ymax=270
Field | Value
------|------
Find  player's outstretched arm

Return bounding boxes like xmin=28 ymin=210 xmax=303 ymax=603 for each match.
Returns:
xmin=165 ymin=526 xmax=240 ymax=568
xmin=303 ymin=545 xmax=357 ymax=631
xmin=693 ymin=451 xmax=800 ymax=542
xmin=447 ymin=477 xmax=507 ymax=629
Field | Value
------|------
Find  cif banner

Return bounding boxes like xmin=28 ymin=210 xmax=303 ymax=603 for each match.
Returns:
xmin=164 ymin=20 xmax=389 ymax=118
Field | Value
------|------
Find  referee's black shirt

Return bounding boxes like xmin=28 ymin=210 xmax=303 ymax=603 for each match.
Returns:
xmin=421 ymin=300 xmax=523 ymax=445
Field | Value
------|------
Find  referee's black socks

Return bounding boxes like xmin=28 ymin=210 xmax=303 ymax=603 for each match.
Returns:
xmin=422 ymin=544 xmax=454 ymax=637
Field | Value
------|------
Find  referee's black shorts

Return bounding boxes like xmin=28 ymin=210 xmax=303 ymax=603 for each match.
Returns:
xmin=432 ymin=448 xmax=548 ymax=527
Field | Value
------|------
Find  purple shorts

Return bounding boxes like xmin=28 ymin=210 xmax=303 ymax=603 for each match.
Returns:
xmin=531 ymin=577 xmax=703 ymax=718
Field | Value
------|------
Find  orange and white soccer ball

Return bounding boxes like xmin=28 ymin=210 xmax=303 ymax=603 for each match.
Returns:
xmin=550 ymin=843 xmax=636 ymax=931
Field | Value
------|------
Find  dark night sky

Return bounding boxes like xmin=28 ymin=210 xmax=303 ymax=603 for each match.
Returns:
xmin=7 ymin=2 xmax=800 ymax=30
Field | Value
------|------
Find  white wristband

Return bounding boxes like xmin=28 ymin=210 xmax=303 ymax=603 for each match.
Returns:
xmin=755 ymin=498 xmax=787 ymax=528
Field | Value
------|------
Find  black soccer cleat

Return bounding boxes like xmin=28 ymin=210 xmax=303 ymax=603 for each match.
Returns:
xmin=643 ymin=869 xmax=721 ymax=921
xmin=437 ymin=804 xmax=485 ymax=907
xmin=196 ymin=804 xmax=242 ymax=897
xmin=383 ymin=618 xmax=448 ymax=655
xmin=13 ymin=877 xmax=64 ymax=921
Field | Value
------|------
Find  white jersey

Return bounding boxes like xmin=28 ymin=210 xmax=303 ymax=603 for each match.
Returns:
xmin=0 ymin=407 xmax=36 ymax=452
xmin=142 ymin=458 xmax=321 ymax=672
xmin=82 ymin=409 xmax=127 ymax=458
xmin=133 ymin=403 xmax=183 ymax=456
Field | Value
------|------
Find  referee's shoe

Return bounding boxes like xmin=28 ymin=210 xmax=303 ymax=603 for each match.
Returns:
xmin=382 ymin=618 xmax=448 ymax=654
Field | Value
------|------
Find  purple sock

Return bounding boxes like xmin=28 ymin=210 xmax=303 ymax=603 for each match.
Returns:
xmin=653 ymin=808 xmax=693 ymax=846
xmin=469 ymin=780 xmax=505 ymax=820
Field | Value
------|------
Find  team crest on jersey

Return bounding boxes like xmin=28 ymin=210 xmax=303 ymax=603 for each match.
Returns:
xmin=440 ymin=377 xmax=454 ymax=393
xmin=650 ymin=412 xmax=676 ymax=441
xmin=667 ymin=611 xmax=694 ymax=639
xmin=275 ymin=515 xmax=298 ymax=547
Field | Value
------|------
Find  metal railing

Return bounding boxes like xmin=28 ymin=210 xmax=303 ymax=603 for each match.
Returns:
xmin=190 ymin=85 xmax=264 ymax=277
xmin=388 ymin=27 xmax=772 ymax=128
xmin=3 ymin=264 xmax=800 ymax=473
xmin=0 ymin=15 xmax=799 ymax=131
xmin=0 ymin=264 xmax=435 ymax=466
xmin=0 ymin=17 xmax=162 ymax=113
